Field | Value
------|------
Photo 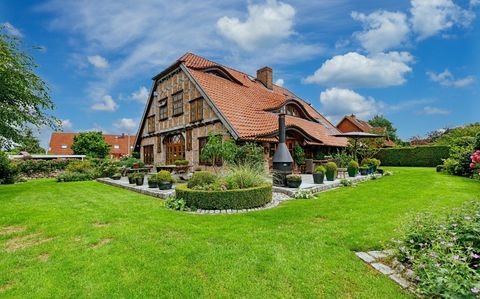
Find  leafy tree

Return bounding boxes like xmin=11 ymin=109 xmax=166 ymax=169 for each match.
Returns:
xmin=233 ymin=142 xmax=264 ymax=170
xmin=434 ymin=123 xmax=480 ymax=146
xmin=200 ymin=132 xmax=237 ymax=174
xmin=12 ymin=129 xmax=45 ymax=154
xmin=368 ymin=115 xmax=400 ymax=143
xmin=71 ymin=132 xmax=110 ymax=158
xmin=0 ymin=27 xmax=59 ymax=148
xmin=293 ymin=144 xmax=305 ymax=166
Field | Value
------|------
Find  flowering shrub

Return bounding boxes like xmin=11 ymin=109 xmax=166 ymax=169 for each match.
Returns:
xmin=392 ymin=201 xmax=480 ymax=298
xmin=471 ymin=150 xmax=480 ymax=177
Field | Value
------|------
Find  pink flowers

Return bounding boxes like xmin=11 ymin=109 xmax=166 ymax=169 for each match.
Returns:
xmin=470 ymin=150 xmax=480 ymax=169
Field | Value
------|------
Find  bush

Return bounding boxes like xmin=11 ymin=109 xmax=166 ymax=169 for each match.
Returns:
xmin=333 ymin=151 xmax=352 ymax=168
xmin=15 ymin=159 xmax=70 ymax=176
xmin=174 ymin=160 xmax=189 ymax=165
xmin=233 ymin=143 xmax=264 ymax=169
xmin=65 ymin=161 xmax=95 ymax=173
xmin=293 ymin=144 xmax=305 ymax=165
xmin=375 ymin=146 xmax=450 ymax=167
xmin=286 ymin=174 xmax=302 ymax=182
xmin=165 ymin=197 xmax=187 ymax=211
xmin=340 ymin=179 xmax=352 ymax=186
xmin=223 ymin=164 xmax=264 ymax=189
xmin=325 ymin=162 xmax=337 ymax=181
xmin=176 ymin=183 xmax=272 ymax=210
xmin=347 ymin=160 xmax=359 ymax=170
xmin=392 ymin=201 xmax=480 ymax=298
xmin=96 ymin=159 xmax=120 ymax=178
xmin=57 ymin=171 xmax=94 ymax=182
xmin=187 ymin=171 xmax=218 ymax=188
xmin=120 ymin=158 xmax=144 ymax=168
xmin=155 ymin=170 xmax=174 ymax=183
xmin=0 ymin=152 xmax=19 ymax=184
xmin=314 ymin=166 xmax=326 ymax=173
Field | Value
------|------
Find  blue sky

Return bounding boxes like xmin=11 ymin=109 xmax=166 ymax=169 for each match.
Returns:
xmin=2 ymin=0 xmax=479 ymax=147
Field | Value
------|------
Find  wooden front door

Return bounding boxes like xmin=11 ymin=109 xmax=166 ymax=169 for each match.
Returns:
xmin=143 ymin=145 xmax=154 ymax=165
xmin=164 ymin=134 xmax=185 ymax=164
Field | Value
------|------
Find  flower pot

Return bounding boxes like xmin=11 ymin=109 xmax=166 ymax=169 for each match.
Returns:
xmin=158 ymin=181 xmax=172 ymax=190
xmin=112 ymin=176 xmax=121 ymax=180
xmin=368 ymin=166 xmax=374 ymax=174
xmin=147 ymin=181 xmax=158 ymax=188
xmin=313 ymin=172 xmax=324 ymax=184
xmin=347 ymin=168 xmax=357 ymax=177
xmin=325 ymin=171 xmax=336 ymax=181
xmin=359 ymin=168 xmax=369 ymax=176
xmin=135 ymin=177 xmax=144 ymax=186
xmin=287 ymin=180 xmax=301 ymax=188
xmin=128 ymin=176 xmax=136 ymax=184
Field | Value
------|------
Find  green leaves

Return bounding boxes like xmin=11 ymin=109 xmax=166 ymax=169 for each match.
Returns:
xmin=71 ymin=132 xmax=111 ymax=158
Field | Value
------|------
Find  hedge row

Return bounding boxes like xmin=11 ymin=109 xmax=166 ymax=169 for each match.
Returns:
xmin=175 ymin=183 xmax=272 ymax=210
xmin=375 ymin=146 xmax=450 ymax=167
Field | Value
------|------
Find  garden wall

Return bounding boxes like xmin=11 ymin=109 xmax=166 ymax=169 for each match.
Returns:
xmin=375 ymin=146 xmax=450 ymax=167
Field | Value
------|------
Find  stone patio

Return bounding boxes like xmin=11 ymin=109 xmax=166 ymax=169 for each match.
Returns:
xmin=97 ymin=177 xmax=175 ymax=199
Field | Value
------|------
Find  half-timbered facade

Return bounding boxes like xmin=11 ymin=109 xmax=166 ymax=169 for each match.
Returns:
xmin=134 ymin=53 xmax=349 ymax=166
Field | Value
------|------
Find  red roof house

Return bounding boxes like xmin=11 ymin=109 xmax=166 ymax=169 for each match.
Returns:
xmin=336 ymin=115 xmax=395 ymax=147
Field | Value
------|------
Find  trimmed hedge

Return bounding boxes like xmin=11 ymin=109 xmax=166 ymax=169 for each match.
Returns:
xmin=175 ymin=183 xmax=272 ymax=210
xmin=375 ymin=146 xmax=450 ymax=167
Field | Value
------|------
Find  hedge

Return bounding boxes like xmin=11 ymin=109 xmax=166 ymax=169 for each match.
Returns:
xmin=175 ymin=183 xmax=272 ymax=210
xmin=375 ymin=146 xmax=450 ymax=167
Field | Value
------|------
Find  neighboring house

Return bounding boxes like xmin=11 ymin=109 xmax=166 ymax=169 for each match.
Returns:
xmin=134 ymin=52 xmax=348 ymax=166
xmin=48 ymin=132 xmax=136 ymax=158
xmin=336 ymin=114 xmax=395 ymax=147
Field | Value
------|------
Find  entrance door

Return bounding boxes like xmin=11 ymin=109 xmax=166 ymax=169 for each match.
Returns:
xmin=143 ymin=145 xmax=154 ymax=165
xmin=164 ymin=134 xmax=185 ymax=164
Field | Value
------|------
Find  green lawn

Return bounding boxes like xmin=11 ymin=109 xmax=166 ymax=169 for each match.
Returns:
xmin=0 ymin=168 xmax=479 ymax=298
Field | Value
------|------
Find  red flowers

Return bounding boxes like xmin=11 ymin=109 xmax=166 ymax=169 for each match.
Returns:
xmin=471 ymin=150 xmax=480 ymax=169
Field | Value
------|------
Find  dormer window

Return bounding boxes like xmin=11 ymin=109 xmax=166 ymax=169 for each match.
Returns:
xmin=286 ymin=104 xmax=301 ymax=117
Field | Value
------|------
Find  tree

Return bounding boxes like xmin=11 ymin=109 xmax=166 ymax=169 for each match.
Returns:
xmin=0 ymin=27 xmax=59 ymax=148
xmin=368 ymin=115 xmax=400 ymax=143
xmin=200 ymin=132 xmax=237 ymax=174
xmin=12 ymin=129 xmax=45 ymax=154
xmin=71 ymin=132 xmax=110 ymax=158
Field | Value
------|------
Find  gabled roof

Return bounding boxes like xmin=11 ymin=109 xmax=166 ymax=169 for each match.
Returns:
xmin=336 ymin=114 xmax=395 ymax=147
xmin=177 ymin=53 xmax=347 ymax=146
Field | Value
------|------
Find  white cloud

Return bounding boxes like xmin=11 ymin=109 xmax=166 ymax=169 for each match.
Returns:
xmin=319 ymin=88 xmax=384 ymax=123
xmin=351 ymin=10 xmax=409 ymax=53
xmin=420 ymin=106 xmax=450 ymax=115
xmin=471 ymin=0 xmax=480 ymax=6
xmin=87 ymin=55 xmax=109 ymax=68
xmin=410 ymin=0 xmax=475 ymax=40
xmin=113 ymin=118 xmax=138 ymax=132
xmin=91 ymin=95 xmax=118 ymax=112
xmin=427 ymin=69 xmax=475 ymax=87
xmin=217 ymin=0 xmax=295 ymax=51
xmin=274 ymin=78 xmax=284 ymax=87
xmin=304 ymin=51 xmax=414 ymax=88
xmin=60 ymin=119 xmax=73 ymax=130
xmin=1 ymin=22 xmax=23 ymax=37
xmin=130 ymin=86 xmax=149 ymax=103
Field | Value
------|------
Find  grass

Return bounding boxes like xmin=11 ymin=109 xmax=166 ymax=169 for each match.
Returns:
xmin=0 ymin=167 xmax=479 ymax=298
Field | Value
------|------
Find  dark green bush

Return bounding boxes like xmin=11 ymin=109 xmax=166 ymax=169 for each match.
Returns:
xmin=96 ymin=159 xmax=120 ymax=178
xmin=65 ymin=161 xmax=95 ymax=173
xmin=15 ymin=159 xmax=69 ymax=175
xmin=57 ymin=171 xmax=94 ymax=182
xmin=375 ymin=146 xmax=450 ymax=167
xmin=176 ymin=183 xmax=272 ymax=210
xmin=119 ymin=158 xmax=144 ymax=168
xmin=174 ymin=160 xmax=189 ymax=165
xmin=155 ymin=170 xmax=174 ymax=183
xmin=187 ymin=171 xmax=218 ymax=188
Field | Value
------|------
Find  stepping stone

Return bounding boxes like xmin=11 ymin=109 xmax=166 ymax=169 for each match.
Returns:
xmin=355 ymin=252 xmax=375 ymax=263
xmin=368 ymin=250 xmax=389 ymax=259
xmin=371 ymin=263 xmax=394 ymax=275
xmin=389 ymin=273 xmax=410 ymax=288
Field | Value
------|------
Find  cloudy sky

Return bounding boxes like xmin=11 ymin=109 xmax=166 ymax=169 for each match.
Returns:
xmin=1 ymin=0 xmax=479 ymax=147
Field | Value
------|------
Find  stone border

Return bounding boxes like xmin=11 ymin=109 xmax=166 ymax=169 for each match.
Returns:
xmin=97 ymin=178 xmax=175 ymax=199
xmin=355 ymin=250 xmax=415 ymax=292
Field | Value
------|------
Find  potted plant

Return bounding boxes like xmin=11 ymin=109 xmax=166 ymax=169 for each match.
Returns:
xmin=147 ymin=174 xmax=159 ymax=188
xmin=286 ymin=174 xmax=302 ymax=188
xmin=111 ymin=173 xmax=122 ymax=180
xmin=134 ymin=173 xmax=145 ymax=186
xmin=359 ymin=165 xmax=369 ymax=176
xmin=313 ymin=166 xmax=326 ymax=184
xmin=174 ymin=160 xmax=189 ymax=166
xmin=157 ymin=170 xmax=174 ymax=190
xmin=347 ymin=160 xmax=359 ymax=177
xmin=371 ymin=158 xmax=381 ymax=172
xmin=128 ymin=173 xmax=136 ymax=184
xmin=325 ymin=162 xmax=337 ymax=181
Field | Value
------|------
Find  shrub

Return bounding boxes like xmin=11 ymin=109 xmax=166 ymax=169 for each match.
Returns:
xmin=174 ymin=160 xmax=189 ymax=165
xmin=333 ymin=151 xmax=352 ymax=168
xmin=314 ymin=166 xmax=326 ymax=173
xmin=293 ymin=144 xmax=305 ymax=165
xmin=187 ymin=171 xmax=218 ymax=188
xmin=96 ymin=159 xmax=120 ymax=178
xmin=325 ymin=162 xmax=337 ymax=181
xmin=15 ymin=159 xmax=70 ymax=176
xmin=233 ymin=143 xmax=264 ymax=169
xmin=65 ymin=161 xmax=94 ymax=174
xmin=286 ymin=174 xmax=302 ymax=182
xmin=347 ymin=160 xmax=359 ymax=170
xmin=223 ymin=164 xmax=264 ymax=189
xmin=340 ymin=179 xmax=352 ymax=186
xmin=120 ymin=158 xmax=144 ymax=168
xmin=375 ymin=146 xmax=450 ymax=167
xmin=165 ymin=197 xmax=187 ymax=211
xmin=176 ymin=183 xmax=272 ymax=210
xmin=392 ymin=201 xmax=480 ymax=298
xmin=361 ymin=158 xmax=381 ymax=167
xmin=57 ymin=171 xmax=94 ymax=182
xmin=155 ymin=170 xmax=174 ymax=183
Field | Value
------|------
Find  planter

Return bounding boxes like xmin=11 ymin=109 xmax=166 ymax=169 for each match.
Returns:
xmin=359 ymin=168 xmax=369 ymax=176
xmin=347 ymin=168 xmax=357 ymax=177
xmin=147 ymin=181 xmax=158 ymax=188
xmin=128 ymin=176 xmax=136 ymax=184
xmin=287 ymin=180 xmax=302 ymax=188
xmin=111 ymin=176 xmax=121 ymax=180
xmin=135 ymin=177 xmax=144 ymax=186
xmin=368 ymin=166 xmax=375 ymax=174
xmin=325 ymin=171 xmax=336 ymax=181
xmin=313 ymin=172 xmax=324 ymax=184
xmin=158 ymin=181 xmax=173 ymax=190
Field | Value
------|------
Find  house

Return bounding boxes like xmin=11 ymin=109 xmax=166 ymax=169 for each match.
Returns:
xmin=134 ymin=53 xmax=348 ymax=166
xmin=48 ymin=132 xmax=136 ymax=158
xmin=336 ymin=114 xmax=395 ymax=147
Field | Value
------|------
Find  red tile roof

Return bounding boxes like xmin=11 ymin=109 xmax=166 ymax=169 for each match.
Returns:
xmin=49 ymin=132 xmax=136 ymax=157
xmin=179 ymin=53 xmax=348 ymax=147
xmin=336 ymin=114 xmax=395 ymax=147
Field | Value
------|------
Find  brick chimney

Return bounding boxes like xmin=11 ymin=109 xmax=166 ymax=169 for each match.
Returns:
xmin=257 ymin=66 xmax=273 ymax=89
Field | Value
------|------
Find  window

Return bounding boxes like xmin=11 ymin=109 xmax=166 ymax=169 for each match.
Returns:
xmin=190 ymin=98 xmax=203 ymax=122
xmin=143 ymin=145 xmax=154 ymax=165
xmin=147 ymin=116 xmax=155 ymax=133
xmin=156 ymin=136 xmax=162 ymax=153
xmin=114 ymin=145 xmax=120 ymax=149
xmin=286 ymin=104 xmax=300 ymax=117
xmin=172 ymin=92 xmax=183 ymax=116
xmin=61 ymin=145 xmax=67 ymax=149
xmin=186 ymin=129 xmax=192 ymax=151
xmin=158 ymin=97 xmax=168 ymax=120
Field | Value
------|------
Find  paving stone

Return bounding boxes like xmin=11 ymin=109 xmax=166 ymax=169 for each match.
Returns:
xmin=371 ymin=263 xmax=394 ymax=275
xmin=355 ymin=252 xmax=376 ymax=263
xmin=389 ymin=273 xmax=410 ymax=288
xmin=368 ymin=250 xmax=389 ymax=259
